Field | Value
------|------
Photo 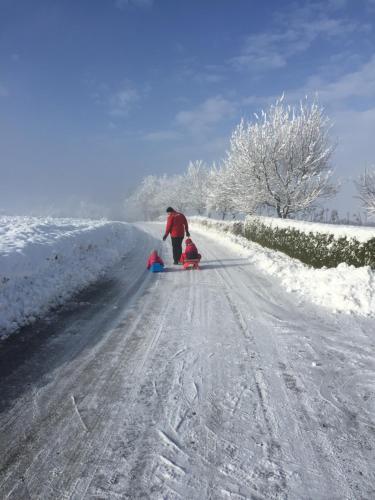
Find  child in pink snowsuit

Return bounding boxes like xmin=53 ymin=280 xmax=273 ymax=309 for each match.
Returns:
xmin=147 ymin=250 xmax=164 ymax=269
xmin=180 ymin=238 xmax=201 ymax=264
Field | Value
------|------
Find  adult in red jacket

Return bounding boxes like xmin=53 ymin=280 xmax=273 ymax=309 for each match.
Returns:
xmin=162 ymin=207 xmax=190 ymax=264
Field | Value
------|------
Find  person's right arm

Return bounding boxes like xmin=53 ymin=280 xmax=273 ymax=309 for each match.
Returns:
xmin=163 ymin=215 xmax=173 ymax=240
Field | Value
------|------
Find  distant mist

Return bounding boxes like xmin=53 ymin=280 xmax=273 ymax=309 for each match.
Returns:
xmin=0 ymin=193 xmax=129 ymax=221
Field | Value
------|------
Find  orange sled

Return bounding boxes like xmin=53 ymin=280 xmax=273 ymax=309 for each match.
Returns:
xmin=182 ymin=258 xmax=201 ymax=270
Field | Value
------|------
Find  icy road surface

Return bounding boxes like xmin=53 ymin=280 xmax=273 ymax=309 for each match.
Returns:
xmin=0 ymin=223 xmax=374 ymax=499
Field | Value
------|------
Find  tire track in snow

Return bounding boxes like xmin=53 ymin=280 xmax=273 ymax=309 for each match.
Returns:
xmin=149 ymin=261 xmax=283 ymax=497
xmin=0 ymin=231 xmax=157 ymax=491
xmin=71 ymin=280 xmax=178 ymax=499
xmin=189 ymin=242 xmax=290 ymax=496
xmin=195 ymin=232 xmax=362 ymax=499
xmin=0 ymin=232 xmax=175 ymax=499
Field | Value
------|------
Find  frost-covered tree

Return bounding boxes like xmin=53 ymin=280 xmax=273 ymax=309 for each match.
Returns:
xmin=356 ymin=169 xmax=375 ymax=218
xmin=329 ymin=209 xmax=340 ymax=224
xmin=124 ymin=173 xmax=190 ymax=221
xmin=128 ymin=175 xmax=162 ymax=220
xmin=184 ymin=160 xmax=209 ymax=215
xmin=207 ymin=163 xmax=238 ymax=219
xmin=224 ymin=120 xmax=262 ymax=214
xmin=152 ymin=174 xmax=174 ymax=212
xmin=226 ymin=97 xmax=337 ymax=218
xmin=161 ymin=174 xmax=187 ymax=213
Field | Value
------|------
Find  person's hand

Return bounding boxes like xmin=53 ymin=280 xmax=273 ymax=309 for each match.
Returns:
xmin=186 ymin=231 xmax=190 ymax=237
xmin=162 ymin=235 xmax=167 ymax=241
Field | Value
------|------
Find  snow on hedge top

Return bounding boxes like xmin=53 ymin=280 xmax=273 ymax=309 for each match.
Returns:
xmin=246 ymin=215 xmax=375 ymax=243
xmin=0 ymin=216 xmax=135 ymax=337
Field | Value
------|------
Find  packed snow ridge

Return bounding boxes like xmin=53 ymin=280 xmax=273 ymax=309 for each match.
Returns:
xmin=191 ymin=217 xmax=375 ymax=316
xmin=0 ymin=216 xmax=136 ymax=337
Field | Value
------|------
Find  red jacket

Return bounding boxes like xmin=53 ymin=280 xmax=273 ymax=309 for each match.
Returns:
xmin=147 ymin=250 xmax=164 ymax=269
xmin=164 ymin=211 xmax=189 ymax=238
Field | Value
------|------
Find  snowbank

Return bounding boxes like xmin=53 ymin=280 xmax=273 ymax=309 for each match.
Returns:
xmin=191 ymin=217 xmax=375 ymax=316
xmin=0 ymin=216 xmax=136 ymax=337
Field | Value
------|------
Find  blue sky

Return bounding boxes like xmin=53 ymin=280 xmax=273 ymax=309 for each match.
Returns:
xmin=1 ymin=0 xmax=375 ymax=217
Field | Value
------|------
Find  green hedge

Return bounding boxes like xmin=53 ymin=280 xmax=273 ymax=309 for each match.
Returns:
xmin=191 ymin=216 xmax=375 ymax=268
xmin=244 ymin=218 xmax=375 ymax=269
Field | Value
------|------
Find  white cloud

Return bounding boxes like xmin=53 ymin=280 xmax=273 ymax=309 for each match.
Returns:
xmin=176 ymin=61 xmax=226 ymax=87
xmin=234 ymin=53 xmax=375 ymax=127
xmin=239 ymin=53 xmax=375 ymax=115
xmin=282 ymin=54 xmax=375 ymax=106
xmin=115 ymin=0 xmax=153 ymax=9
xmin=88 ymin=77 xmax=145 ymax=117
xmin=193 ymin=72 xmax=224 ymax=84
xmin=327 ymin=0 xmax=349 ymax=9
xmin=184 ymin=64 xmax=225 ymax=84
xmin=176 ymin=95 xmax=236 ymax=133
xmin=231 ymin=4 xmax=367 ymax=71
xmin=143 ymin=130 xmax=182 ymax=142
xmin=109 ymin=85 xmax=140 ymax=116
xmin=314 ymin=56 xmax=375 ymax=103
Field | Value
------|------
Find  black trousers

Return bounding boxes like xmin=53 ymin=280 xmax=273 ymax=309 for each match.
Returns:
xmin=171 ymin=236 xmax=184 ymax=263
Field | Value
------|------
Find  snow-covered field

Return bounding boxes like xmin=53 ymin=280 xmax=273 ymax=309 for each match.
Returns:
xmin=0 ymin=216 xmax=136 ymax=337
xmin=191 ymin=217 xmax=375 ymax=316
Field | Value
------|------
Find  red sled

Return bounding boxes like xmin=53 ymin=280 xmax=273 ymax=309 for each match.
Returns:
xmin=182 ymin=258 xmax=201 ymax=270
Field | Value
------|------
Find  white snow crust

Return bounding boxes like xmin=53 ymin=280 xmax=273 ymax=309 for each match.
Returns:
xmin=0 ymin=216 xmax=135 ymax=337
xmin=191 ymin=217 xmax=375 ymax=316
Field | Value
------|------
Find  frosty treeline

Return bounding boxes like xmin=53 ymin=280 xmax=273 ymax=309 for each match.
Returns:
xmin=124 ymin=160 xmax=210 ymax=221
xmin=125 ymin=97 xmax=371 ymax=220
xmin=355 ymin=169 xmax=375 ymax=218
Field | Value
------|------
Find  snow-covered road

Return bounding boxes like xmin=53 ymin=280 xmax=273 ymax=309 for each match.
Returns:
xmin=1 ymin=223 xmax=374 ymax=499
